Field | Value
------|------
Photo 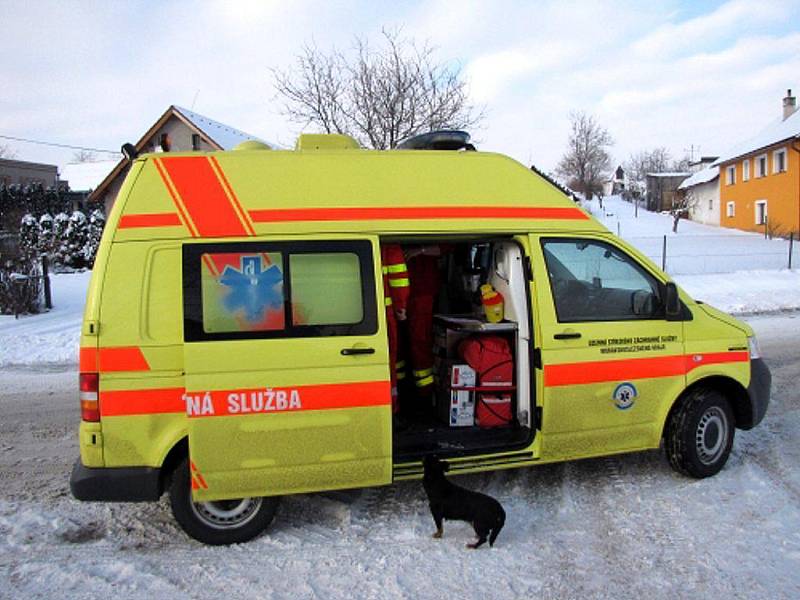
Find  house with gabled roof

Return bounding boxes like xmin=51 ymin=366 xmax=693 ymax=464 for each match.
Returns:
xmin=88 ymin=105 xmax=271 ymax=213
xmin=714 ymin=89 xmax=800 ymax=234
xmin=678 ymin=165 xmax=720 ymax=226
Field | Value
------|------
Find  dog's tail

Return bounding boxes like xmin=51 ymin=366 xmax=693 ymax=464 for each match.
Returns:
xmin=488 ymin=509 xmax=506 ymax=547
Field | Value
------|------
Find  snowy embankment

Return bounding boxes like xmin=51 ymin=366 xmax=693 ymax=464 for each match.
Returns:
xmin=0 ymin=270 xmax=90 ymax=368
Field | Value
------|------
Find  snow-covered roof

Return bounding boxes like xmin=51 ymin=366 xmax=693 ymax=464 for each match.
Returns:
xmin=714 ymin=109 xmax=800 ymax=165
xmin=60 ymin=160 xmax=120 ymax=191
xmin=678 ymin=166 xmax=719 ymax=190
xmin=173 ymin=105 xmax=274 ymax=150
xmin=646 ymin=172 xmax=691 ymax=178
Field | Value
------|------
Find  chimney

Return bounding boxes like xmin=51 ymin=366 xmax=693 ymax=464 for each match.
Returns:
xmin=784 ymin=89 xmax=797 ymax=121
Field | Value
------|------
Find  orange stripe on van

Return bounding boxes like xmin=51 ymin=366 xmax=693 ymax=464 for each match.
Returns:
xmin=209 ymin=156 xmax=256 ymax=236
xmin=153 ymin=157 xmax=197 ymax=237
xmin=186 ymin=380 xmax=391 ymax=418
xmin=159 ymin=156 xmax=251 ymax=238
xmin=118 ymin=213 xmax=183 ymax=229
xmin=101 ymin=387 xmax=184 ymax=416
xmin=80 ymin=347 xmax=151 ymax=372
xmin=544 ymin=351 xmax=748 ymax=387
xmin=97 ymin=381 xmax=390 ymax=418
xmin=249 ymin=206 xmax=588 ymax=223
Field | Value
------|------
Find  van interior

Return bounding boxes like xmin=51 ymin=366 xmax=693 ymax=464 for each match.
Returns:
xmin=385 ymin=237 xmax=534 ymax=461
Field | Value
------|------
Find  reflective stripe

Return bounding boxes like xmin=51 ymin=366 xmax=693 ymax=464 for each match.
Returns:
xmin=382 ymin=266 xmax=389 ymax=274
xmin=386 ymin=264 xmax=407 ymax=273
xmin=396 ymin=360 xmax=406 ymax=369
xmin=385 ymin=297 xmax=393 ymax=306
xmin=389 ymin=278 xmax=410 ymax=287
xmin=415 ymin=375 xmax=434 ymax=387
xmin=543 ymin=351 xmax=749 ymax=387
xmin=413 ymin=368 xmax=434 ymax=378
xmin=397 ymin=372 xmax=406 ymax=380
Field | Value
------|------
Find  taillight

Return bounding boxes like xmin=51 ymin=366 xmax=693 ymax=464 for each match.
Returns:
xmin=80 ymin=372 xmax=100 ymax=422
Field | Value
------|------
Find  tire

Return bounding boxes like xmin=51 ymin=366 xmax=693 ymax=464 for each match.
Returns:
xmin=168 ymin=457 xmax=279 ymax=545
xmin=666 ymin=388 xmax=735 ymax=478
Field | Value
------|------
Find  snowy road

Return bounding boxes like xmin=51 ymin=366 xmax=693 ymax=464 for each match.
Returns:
xmin=1 ymin=315 xmax=799 ymax=599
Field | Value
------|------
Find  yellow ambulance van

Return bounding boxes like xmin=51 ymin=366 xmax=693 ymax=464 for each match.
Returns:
xmin=70 ymin=131 xmax=770 ymax=545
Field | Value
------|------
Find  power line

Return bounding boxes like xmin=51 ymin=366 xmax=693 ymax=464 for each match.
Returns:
xmin=0 ymin=134 xmax=121 ymax=155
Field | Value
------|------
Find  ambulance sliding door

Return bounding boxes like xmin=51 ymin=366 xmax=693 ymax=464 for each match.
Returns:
xmin=530 ymin=234 xmax=685 ymax=460
xmin=182 ymin=237 xmax=392 ymax=501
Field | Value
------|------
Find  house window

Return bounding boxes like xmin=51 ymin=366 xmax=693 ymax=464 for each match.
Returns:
xmin=726 ymin=201 xmax=735 ymax=217
xmin=756 ymin=154 xmax=767 ymax=177
xmin=742 ymin=159 xmax=750 ymax=181
xmin=192 ymin=134 xmax=202 ymax=151
xmin=726 ymin=165 xmax=736 ymax=185
xmin=708 ymin=198 xmax=713 ymax=210
xmin=755 ymin=200 xmax=767 ymax=225
xmin=773 ymin=148 xmax=787 ymax=173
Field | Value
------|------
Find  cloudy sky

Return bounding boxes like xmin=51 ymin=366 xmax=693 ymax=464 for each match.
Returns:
xmin=2 ymin=0 xmax=799 ymax=174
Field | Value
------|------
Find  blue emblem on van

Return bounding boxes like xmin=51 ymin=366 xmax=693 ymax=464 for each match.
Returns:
xmin=219 ymin=256 xmax=283 ymax=321
xmin=613 ymin=382 xmax=637 ymax=410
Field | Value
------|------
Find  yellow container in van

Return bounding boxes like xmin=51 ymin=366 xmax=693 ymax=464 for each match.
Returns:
xmin=69 ymin=132 xmax=770 ymax=545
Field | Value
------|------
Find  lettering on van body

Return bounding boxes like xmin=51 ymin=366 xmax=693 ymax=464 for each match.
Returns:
xmin=184 ymin=388 xmax=303 ymax=417
xmin=588 ymin=334 xmax=677 ymax=355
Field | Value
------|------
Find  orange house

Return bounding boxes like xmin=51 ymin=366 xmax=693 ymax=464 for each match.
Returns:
xmin=716 ymin=90 xmax=800 ymax=234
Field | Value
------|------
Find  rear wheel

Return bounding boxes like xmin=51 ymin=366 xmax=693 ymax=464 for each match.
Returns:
xmin=168 ymin=457 xmax=278 ymax=545
xmin=666 ymin=388 xmax=735 ymax=478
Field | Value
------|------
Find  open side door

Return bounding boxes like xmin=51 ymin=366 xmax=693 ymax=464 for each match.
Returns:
xmin=182 ymin=236 xmax=392 ymax=501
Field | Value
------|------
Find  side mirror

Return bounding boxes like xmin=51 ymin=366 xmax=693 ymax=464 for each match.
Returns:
xmin=664 ymin=282 xmax=681 ymax=318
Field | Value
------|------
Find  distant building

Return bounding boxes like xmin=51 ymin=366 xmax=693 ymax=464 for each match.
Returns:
xmin=645 ymin=172 xmax=691 ymax=212
xmin=714 ymin=89 xmax=800 ymax=233
xmin=678 ymin=166 xmax=720 ymax=226
xmin=0 ymin=158 xmax=58 ymax=188
xmin=687 ymin=156 xmax=718 ymax=174
xmin=88 ymin=105 xmax=271 ymax=214
xmin=602 ymin=165 xmax=625 ymax=196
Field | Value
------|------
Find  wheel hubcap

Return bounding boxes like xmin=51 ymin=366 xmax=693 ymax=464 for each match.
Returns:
xmin=696 ymin=406 xmax=729 ymax=465
xmin=190 ymin=497 xmax=262 ymax=530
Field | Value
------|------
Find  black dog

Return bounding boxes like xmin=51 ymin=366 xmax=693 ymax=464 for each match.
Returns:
xmin=422 ymin=456 xmax=505 ymax=548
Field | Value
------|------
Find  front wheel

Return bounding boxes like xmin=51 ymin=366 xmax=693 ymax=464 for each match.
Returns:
xmin=666 ymin=388 xmax=735 ymax=478
xmin=168 ymin=457 xmax=279 ymax=545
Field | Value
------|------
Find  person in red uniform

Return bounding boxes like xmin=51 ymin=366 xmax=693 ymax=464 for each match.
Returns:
xmin=381 ymin=244 xmax=409 ymax=414
xmin=404 ymin=245 xmax=445 ymax=408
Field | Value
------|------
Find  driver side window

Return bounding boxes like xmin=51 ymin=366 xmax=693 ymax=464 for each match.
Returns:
xmin=542 ymin=238 xmax=664 ymax=322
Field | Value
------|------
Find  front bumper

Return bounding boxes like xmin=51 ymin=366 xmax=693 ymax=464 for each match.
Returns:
xmin=70 ymin=459 xmax=162 ymax=502
xmin=744 ymin=358 xmax=771 ymax=429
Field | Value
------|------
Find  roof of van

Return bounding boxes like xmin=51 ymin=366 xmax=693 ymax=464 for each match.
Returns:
xmin=112 ymin=148 xmax=606 ymax=241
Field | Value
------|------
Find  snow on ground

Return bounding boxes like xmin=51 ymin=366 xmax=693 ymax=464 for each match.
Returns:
xmin=586 ymin=195 xmax=798 ymax=275
xmin=0 ymin=270 xmax=90 ymax=368
xmin=0 ymin=314 xmax=799 ymax=599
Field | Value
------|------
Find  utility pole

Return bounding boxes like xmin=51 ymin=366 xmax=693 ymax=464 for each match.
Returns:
xmin=683 ymin=144 xmax=700 ymax=164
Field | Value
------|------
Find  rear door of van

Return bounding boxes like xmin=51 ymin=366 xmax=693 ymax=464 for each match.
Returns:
xmin=181 ymin=236 xmax=392 ymax=501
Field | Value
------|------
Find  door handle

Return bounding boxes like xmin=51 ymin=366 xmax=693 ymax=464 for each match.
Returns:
xmin=341 ymin=347 xmax=376 ymax=356
xmin=553 ymin=332 xmax=581 ymax=340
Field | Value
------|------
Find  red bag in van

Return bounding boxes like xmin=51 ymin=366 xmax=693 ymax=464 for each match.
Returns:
xmin=458 ymin=336 xmax=513 ymax=387
xmin=476 ymin=394 xmax=512 ymax=428
xmin=458 ymin=335 xmax=514 ymax=428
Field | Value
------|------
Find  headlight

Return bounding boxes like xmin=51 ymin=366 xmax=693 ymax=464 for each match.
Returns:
xmin=748 ymin=336 xmax=760 ymax=360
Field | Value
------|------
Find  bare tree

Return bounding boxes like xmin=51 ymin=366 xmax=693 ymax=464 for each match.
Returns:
xmin=71 ymin=150 xmax=97 ymax=163
xmin=671 ymin=187 xmax=699 ymax=233
xmin=624 ymin=147 xmax=671 ymax=193
xmin=0 ymin=143 xmax=17 ymax=159
xmin=272 ymin=29 xmax=483 ymax=149
xmin=555 ymin=111 xmax=613 ymax=200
